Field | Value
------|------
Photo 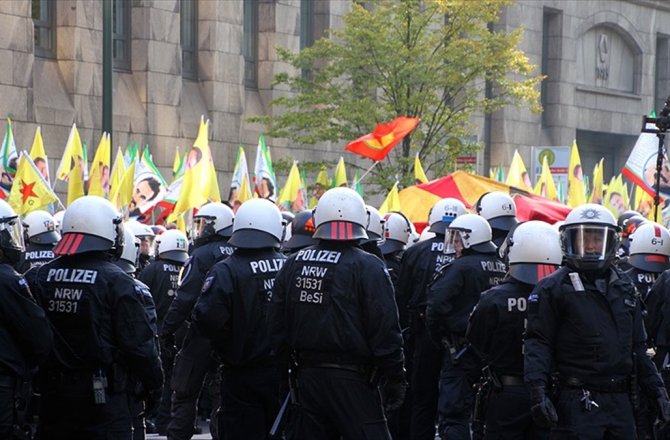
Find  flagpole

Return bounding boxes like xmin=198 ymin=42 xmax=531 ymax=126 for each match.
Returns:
xmin=352 ymin=161 xmax=379 ymax=188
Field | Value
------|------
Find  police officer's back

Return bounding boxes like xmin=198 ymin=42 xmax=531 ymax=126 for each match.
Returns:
xmin=524 ymin=204 xmax=670 ymax=437
xmin=269 ymin=188 xmax=405 ymax=439
xmin=467 ymin=221 xmax=561 ymax=439
xmin=426 ymin=213 xmax=506 ymax=439
xmin=194 ymin=199 xmax=286 ymax=439
xmin=29 ymin=196 xmax=162 ymax=439
xmin=161 ymin=202 xmax=235 ymax=440
xmin=15 ymin=210 xmax=59 ymax=273
xmin=0 ymin=201 xmax=53 ymax=439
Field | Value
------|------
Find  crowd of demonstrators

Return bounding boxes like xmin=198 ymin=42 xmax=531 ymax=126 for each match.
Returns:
xmin=6 ymin=189 xmax=670 ymax=440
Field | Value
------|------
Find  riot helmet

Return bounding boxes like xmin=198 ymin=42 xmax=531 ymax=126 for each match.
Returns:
xmin=428 ymin=198 xmax=467 ymax=235
xmin=23 ymin=210 xmax=60 ymax=245
xmin=127 ymin=220 xmax=156 ymax=257
xmin=364 ymin=205 xmax=386 ymax=245
xmin=156 ymin=229 xmax=189 ymax=264
xmin=500 ymin=221 xmax=562 ymax=284
xmin=191 ymin=202 xmax=235 ymax=242
xmin=228 ymin=198 xmax=284 ymax=249
xmin=115 ymin=223 xmax=140 ymax=274
xmin=559 ymin=204 xmax=619 ymax=274
xmin=445 ymin=213 xmax=495 ymax=257
xmin=380 ymin=211 xmax=412 ymax=254
xmin=312 ymin=187 xmax=368 ymax=241
xmin=473 ymin=191 xmax=519 ymax=232
xmin=283 ymin=210 xmax=318 ymax=252
xmin=0 ymin=200 xmax=25 ymax=264
xmin=628 ymin=222 xmax=670 ymax=273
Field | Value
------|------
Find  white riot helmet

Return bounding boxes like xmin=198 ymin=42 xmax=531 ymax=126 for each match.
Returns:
xmin=407 ymin=221 xmax=420 ymax=248
xmin=428 ymin=198 xmax=467 ymax=235
xmin=380 ymin=212 xmax=412 ymax=254
xmin=55 ymin=196 xmax=124 ymax=257
xmin=445 ymin=214 xmax=495 ymax=255
xmin=282 ymin=212 xmax=296 ymax=244
xmin=559 ymin=204 xmax=619 ymax=273
xmin=23 ymin=210 xmax=60 ymax=245
xmin=500 ymin=221 xmax=562 ymax=284
xmin=192 ymin=202 xmax=235 ymax=241
xmin=53 ymin=210 xmax=65 ymax=235
xmin=364 ymin=205 xmax=385 ymax=245
xmin=0 ymin=200 xmax=25 ymax=264
xmin=313 ymin=187 xmax=368 ymax=241
xmin=628 ymin=222 xmax=670 ymax=273
xmin=156 ymin=229 xmax=189 ymax=264
xmin=229 ymin=199 xmax=284 ymax=249
xmin=116 ymin=223 xmax=140 ymax=274
xmin=474 ymin=191 xmax=518 ymax=232
xmin=127 ymin=219 xmax=156 ymax=257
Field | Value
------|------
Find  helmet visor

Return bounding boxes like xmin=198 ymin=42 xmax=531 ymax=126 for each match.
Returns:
xmin=444 ymin=229 xmax=464 ymax=256
xmin=0 ymin=216 xmax=24 ymax=251
xmin=563 ymin=225 xmax=618 ymax=261
xmin=191 ymin=216 xmax=214 ymax=242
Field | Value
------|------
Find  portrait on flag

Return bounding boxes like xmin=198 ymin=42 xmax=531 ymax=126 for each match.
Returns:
xmin=623 ymin=127 xmax=670 ymax=198
xmin=128 ymin=148 xmax=167 ymax=221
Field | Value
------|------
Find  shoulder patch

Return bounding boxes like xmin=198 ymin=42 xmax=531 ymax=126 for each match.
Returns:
xmin=201 ymin=276 xmax=214 ymax=293
xmin=528 ymin=292 xmax=539 ymax=303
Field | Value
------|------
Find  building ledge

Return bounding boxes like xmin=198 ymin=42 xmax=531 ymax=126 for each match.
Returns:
xmin=575 ymin=85 xmax=642 ymax=100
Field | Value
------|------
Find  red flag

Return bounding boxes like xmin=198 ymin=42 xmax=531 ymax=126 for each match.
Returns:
xmin=345 ymin=116 xmax=419 ymax=161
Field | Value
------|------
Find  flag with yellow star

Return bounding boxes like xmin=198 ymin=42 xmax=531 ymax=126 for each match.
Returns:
xmin=8 ymin=152 xmax=58 ymax=214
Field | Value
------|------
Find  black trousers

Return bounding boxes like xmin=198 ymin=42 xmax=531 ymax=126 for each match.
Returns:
xmin=409 ymin=323 xmax=442 ymax=440
xmin=291 ymin=367 xmax=391 ymax=440
xmin=37 ymin=370 xmax=132 ymax=440
xmin=167 ymin=327 xmax=218 ymax=440
xmin=0 ymin=374 xmax=17 ymax=439
xmin=549 ymin=388 xmax=635 ymax=440
xmin=484 ymin=384 xmax=549 ymax=440
xmin=217 ymin=366 xmax=281 ymax=440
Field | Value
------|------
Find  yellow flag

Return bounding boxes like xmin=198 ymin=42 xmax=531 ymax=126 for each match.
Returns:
xmin=109 ymin=160 xmax=136 ymax=210
xmin=414 ymin=153 xmax=429 ymax=184
xmin=67 ymin=156 xmax=85 ymax=206
xmin=87 ymin=133 xmax=111 ymax=197
xmin=8 ymin=152 xmax=58 ymax=214
xmin=237 ymin=173 xmax=253 ymax=204
xmin=332 ymin=157 xmax=348 ymax=188
xmin=169 ymin=118 xmax=221 ymax=222
xmin=29 ymin=127 xmax=50 ymax=184
xmin=590 ymin=158 xmax=604 ymax=204
xmin=634 ymin=184 xmax=655 ymax=220
xmin=278 ymin=162 xmax=305 ymax=210
xmin=379 ymin=182 xmax=401 ymax=214
xmin=604 ymin=175 xmax=629 ymax=217
xmin=567 ymin=140 xmax=587 ymax=207
xmin=316 ymin=165 xmax=329 ymax=187
xmin=109 ymin=147 xmax=126 ymax=200
xmin=56 ymin=123 xmax=84 ymax=181
xmin=176 ymin=213 xmax=186 ymax=233
xmin=505 ymin=150 xmax=532 ymax=190
xmin=533 ymin=156 xmax=557 ymax=201
xmin=172 ymin=147 xmax=183 ymax=178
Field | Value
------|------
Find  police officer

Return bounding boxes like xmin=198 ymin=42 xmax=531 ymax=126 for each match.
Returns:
xmin=115 ymin=224 xmax=161 ymax=439
xmin=29 ymin=196 xmax=163 ymax=439
xmin=427 ymin=214 xmax=507 ymax=439
xmin=281 ymin=210 xmax=318 ymax=255
xmin=473 ymin=191 xmax=518 ymax=248
xmin=0 ymin=200 xmax=53 ymax=439
xmin=396 ymin=197 xmax=465 ymax=440
xmin=380 ymin=211 xmax=412 ymax=289
xmin=15 ymin=210 xmax=60 ymax=273
xmin=138 ymin=229 xmax=189 ymax=435
xmin=617 ymin=214 xmax=646 ymax=270
xmin=127 ymin=220 xmax=156 ymax=272
xmin=524 ymin=204 xmax=670 ymax=438
xmin=161 ymin=202 xmax=235 ymax=440
xmin=193 ymin=199 xmax=286 ymax=439
xmin=269 ymin=187 xmax=405 ymax=439
xmin=466 ymin=221 xmax=561 ymax=439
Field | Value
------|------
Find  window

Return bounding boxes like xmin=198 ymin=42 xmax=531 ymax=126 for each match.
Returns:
xmin=300 ymin=0 xmax=314 ymax=50
xmin=655 ymin=34 xmax=670 ymax=113
xmin=541 ymin=8 xmax=562 ymax=125
xmin=33 ymin=0 xmax=56 ymax=58
xmin=113 ymin=0 xmax=131 ymax=71
xmin=243 ymin=0 xmax=258 ymax=88
xmin=181 ymin=0 xmax=198 ymax=79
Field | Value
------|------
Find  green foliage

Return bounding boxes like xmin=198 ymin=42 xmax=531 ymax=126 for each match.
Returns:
xmin=250 ymin=0 xmax=543 ymax=190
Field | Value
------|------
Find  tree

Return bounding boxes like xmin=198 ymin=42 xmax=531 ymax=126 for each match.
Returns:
xmin=250 ymin=0 xmax=543 ymax=190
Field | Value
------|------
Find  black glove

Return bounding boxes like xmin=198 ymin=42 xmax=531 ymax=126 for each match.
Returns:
xmin=529 ymin=385 xmax=558 ymax=428
xmin=657 ymin=387 xmax=670 ymax=422
xmin=382 ymin=375 xmax=408 ymax=413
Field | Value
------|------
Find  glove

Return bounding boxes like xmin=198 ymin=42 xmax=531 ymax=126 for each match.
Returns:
xmin=657 ymin=387 xmax=670 ymax=422
xmin=382 ymin=375 xmax=408 ymax=413
xmin=529 ymin=385 xmax=558 ymax=428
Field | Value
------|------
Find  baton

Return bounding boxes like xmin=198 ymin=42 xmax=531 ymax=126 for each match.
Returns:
xmin=269 ymin=392 xmax=291 ymax=438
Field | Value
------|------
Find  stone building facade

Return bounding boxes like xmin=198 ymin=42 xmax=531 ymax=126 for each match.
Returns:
xmin=1 ymin=0 xmax=669 ymax=195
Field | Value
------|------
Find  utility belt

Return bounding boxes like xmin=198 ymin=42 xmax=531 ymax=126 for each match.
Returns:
xmin=499 ymin=375 xmax=524 ymax=387
xmin=41 ymin=362 xmax=129 ymax=397
xmin=292 ymin=353 xmax=379 ymax=386
xmin=562 ymin=376 xmax=630 ymax=393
